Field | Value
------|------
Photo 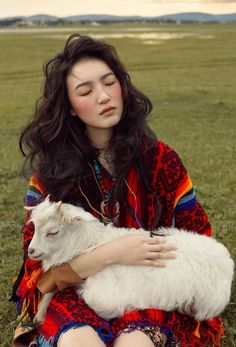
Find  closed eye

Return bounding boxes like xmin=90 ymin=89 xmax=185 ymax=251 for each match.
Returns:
xmin=46 ymin=230 xmax=59 ymax=237
xmin=105 ymin=81 xmax=115 ymax=86
xmin=80 ymin=90 xmax=91 ymax=96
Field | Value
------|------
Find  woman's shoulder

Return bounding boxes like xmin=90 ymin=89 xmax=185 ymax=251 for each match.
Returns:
xmin=142 ymin=138 xmax=182 ymax=165
xmin=141 ymin=139 xmax=191 ymax=204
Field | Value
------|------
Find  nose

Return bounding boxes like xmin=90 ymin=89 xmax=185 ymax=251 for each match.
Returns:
xmin=98 ymin=87 xmax=110 ymax=104
xmin=28 ymin=247 xmax=35 ymax=255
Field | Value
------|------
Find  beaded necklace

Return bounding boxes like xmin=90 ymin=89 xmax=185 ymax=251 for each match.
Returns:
xmin=89 ymin=159 xmax=120 ymax=225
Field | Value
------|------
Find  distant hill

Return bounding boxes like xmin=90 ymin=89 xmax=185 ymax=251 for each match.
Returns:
xmin=27 ymin=14 xmax=59 ymax=22
xmin=156 ymin=12 xmax=236 ymax=23
xmin=1 ymin=12 xmax=236 ymax=26
xmin=65 ymin=14 xmax=145 ymax=22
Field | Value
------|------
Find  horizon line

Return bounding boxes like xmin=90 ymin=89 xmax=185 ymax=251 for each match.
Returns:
xmin=1 ymin=11 xmax=236 ymax=20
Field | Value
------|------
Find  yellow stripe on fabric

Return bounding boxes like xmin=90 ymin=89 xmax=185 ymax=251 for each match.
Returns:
xmin=29 ymin=175 xmax=45 ymax=195
xmin=174 ymin=175 xmax=193 ymax=208
xmin=19 ymin=298 xmax=30 ymax=320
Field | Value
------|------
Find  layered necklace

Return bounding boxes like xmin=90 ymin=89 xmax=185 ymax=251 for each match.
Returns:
xmin=79 ymin=152 xmax=142 ymax=227
xmin=97 ymin=153 xmax=114 ymax=176
xmin=93 ymin=159 xmax=120 ymax=225
xmin=79 ymin=155 xmax=120 ymax=225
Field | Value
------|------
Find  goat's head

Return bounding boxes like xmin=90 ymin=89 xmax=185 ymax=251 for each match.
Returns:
xmin=26 ymin=196 xmax=96 ymax=262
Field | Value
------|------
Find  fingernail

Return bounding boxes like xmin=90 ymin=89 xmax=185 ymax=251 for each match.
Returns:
xmin=159 ymin=239 xmax=166 ymax=243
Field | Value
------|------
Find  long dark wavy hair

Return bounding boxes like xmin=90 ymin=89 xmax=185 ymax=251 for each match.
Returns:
xmin=19 ymin=33 xmax=160 ymax=225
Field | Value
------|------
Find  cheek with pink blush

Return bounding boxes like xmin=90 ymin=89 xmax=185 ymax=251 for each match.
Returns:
xmin=113 ymin=84 xmax=123 ymax=101
xmin=71 ymin=98 xmax=97 ymax=118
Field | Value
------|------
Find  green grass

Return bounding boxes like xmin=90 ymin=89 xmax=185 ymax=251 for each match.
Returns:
xmin=0 ymin=23 xmax=235 ymax=346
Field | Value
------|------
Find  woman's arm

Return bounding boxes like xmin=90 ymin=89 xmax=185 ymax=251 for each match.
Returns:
xmin=42 ymin=247 xmax=111 ymax=292
xmin=42 ymin=234 xmax=176 ymax=292
xmin=38 ymin=233 xmax=177 ymax=292
xmin=37 ymin=265 xmax=84 ymax=293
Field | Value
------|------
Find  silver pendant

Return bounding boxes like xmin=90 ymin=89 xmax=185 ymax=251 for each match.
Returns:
xmin=100 ymin=199 xmax=120 ymax=224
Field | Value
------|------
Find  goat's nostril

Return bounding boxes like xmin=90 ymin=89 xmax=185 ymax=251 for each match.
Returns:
xmin=29 ymin=248 xmax=34 ymax=255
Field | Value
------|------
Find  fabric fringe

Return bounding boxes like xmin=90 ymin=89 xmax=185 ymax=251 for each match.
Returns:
xmin=116 ymin=320 xmax=173 ymax=339
xmin=18 ymin=289 xmax=42 ymax=321
xmin=38 ymin=335 xmax=55 ymax=347
xmin=110 ymin=310 xmax=224 ymax=347
xmin=54 ymin=321 xmax=114 ymax=345
xmin=18 ymin=298 xmax=30 ymax=320
xmin=17 ymin=267 xmax=43 ymax=320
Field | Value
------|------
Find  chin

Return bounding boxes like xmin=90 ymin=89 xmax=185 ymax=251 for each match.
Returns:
xmin=104 ymin=115 xmax=122 ymax=127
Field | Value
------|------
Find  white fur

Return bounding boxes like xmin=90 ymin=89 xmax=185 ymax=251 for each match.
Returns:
xmin=27 ymin=199 xmax=234 ymax=324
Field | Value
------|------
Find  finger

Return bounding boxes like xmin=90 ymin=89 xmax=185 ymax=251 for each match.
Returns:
xmin=148 ymin=244 xmax=177 ymax=252
xmin=143 ymin=259 xmax=167 ymax=268
xmin=147 ymin=252 xmax=176 ymax=260
xmin=146 ymin=237 xmax=166 ymax=245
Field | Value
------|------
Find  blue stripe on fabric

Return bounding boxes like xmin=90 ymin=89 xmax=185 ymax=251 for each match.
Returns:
xmin=26 ymin=189 xmax=42 ymax=199
xmin=24 ymin=188 xmax=43 ymax=206
xmin=175 ymin=196 xmax=197 ymax=212
xmin=177 ymin=189 xmax=196 ymax=206
xmin=24 ymin=195 xmax=43 ymax=206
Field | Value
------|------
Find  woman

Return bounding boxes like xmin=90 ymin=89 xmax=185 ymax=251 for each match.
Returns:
xmin=13 ymin=33 xmax=223 ymax=347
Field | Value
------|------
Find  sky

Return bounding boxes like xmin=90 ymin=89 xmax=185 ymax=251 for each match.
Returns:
xmin=1 ymin=0 xmax=236 ymax=19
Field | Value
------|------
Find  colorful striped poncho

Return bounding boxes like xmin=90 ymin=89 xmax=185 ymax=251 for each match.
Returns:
xmin=14 ymin=140 xmax=223 ymax=347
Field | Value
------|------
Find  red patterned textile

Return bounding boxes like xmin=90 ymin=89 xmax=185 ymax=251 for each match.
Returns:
xmin=16 ymin=140 xmax=223 ymax=346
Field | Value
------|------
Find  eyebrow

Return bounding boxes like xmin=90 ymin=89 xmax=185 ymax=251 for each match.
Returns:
xmin=74 ymin=72 xmax=115 ymax=90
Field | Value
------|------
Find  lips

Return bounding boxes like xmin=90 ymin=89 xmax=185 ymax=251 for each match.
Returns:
xmin=99 ymin=106 xmax=116 ymax=115
xmin=29 ymin=253 xmax=44 ymax=260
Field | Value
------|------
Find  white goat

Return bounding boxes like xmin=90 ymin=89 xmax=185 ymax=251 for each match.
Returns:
xmin=27 ymin=198 xmax=234 ymax=325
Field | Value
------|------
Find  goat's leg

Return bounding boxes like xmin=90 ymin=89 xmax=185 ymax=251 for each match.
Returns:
xmin=33 ymin=292 xmax=54 ymax=325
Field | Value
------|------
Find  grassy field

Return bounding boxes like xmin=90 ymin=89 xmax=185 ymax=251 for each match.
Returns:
xmin=0 ymin=23 xmax=235 ymax=346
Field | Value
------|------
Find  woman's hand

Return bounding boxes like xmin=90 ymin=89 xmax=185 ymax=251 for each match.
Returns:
xmin=66 ymin=234 xmax=177 ymax=283
xmin=102 ymin=234 xmax=177 ymax=268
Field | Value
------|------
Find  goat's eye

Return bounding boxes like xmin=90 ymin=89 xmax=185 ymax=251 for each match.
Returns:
xmin=46 ymin=230 xmax=59 ymax=237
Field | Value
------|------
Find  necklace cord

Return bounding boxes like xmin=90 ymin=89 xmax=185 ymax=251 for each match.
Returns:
xmin=124 ymin=179 xmax=143 ymax=228
xmin=79 ymin=164 xmax=142 ymax=228
xmin=78 ymin=185 xmax=110 ymax=223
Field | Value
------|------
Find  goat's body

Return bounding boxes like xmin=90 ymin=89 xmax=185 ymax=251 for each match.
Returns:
xmin=29 ymin=201 xmax=234 ymax=323
xmin=78 ymin=226 xmax=232 ymax=321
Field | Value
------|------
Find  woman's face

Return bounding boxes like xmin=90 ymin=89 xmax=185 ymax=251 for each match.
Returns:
xmin=66 ymin=58 xmax=123 ymax=133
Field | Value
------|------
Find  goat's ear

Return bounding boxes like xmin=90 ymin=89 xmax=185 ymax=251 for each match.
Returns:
xmin=76 ymin=210 xmax=97 ymax=222
xmin=54 ymin=201 xmax=62 ymax=212
xmin=45 ymin=194 xmax=51 ymax=203
xmin=24 ymin=205 xmax=35 ymax=211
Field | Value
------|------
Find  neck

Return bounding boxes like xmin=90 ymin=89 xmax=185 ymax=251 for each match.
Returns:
xmin=86 ymin=126 xmax=113 ymax=151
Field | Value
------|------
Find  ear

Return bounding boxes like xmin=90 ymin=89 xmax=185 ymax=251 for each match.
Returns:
xmin=70 ymin=109 xmax=77 ymax=116
xmin=45 ymin=194 xmax=51 ymax=203
xmin=75 ymin=210 xmax=97 ymax=222
xmin=24 ymin=205 xmax=35 ymax=211
xmin=54 ymin=201 xmax=62 ymax=212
